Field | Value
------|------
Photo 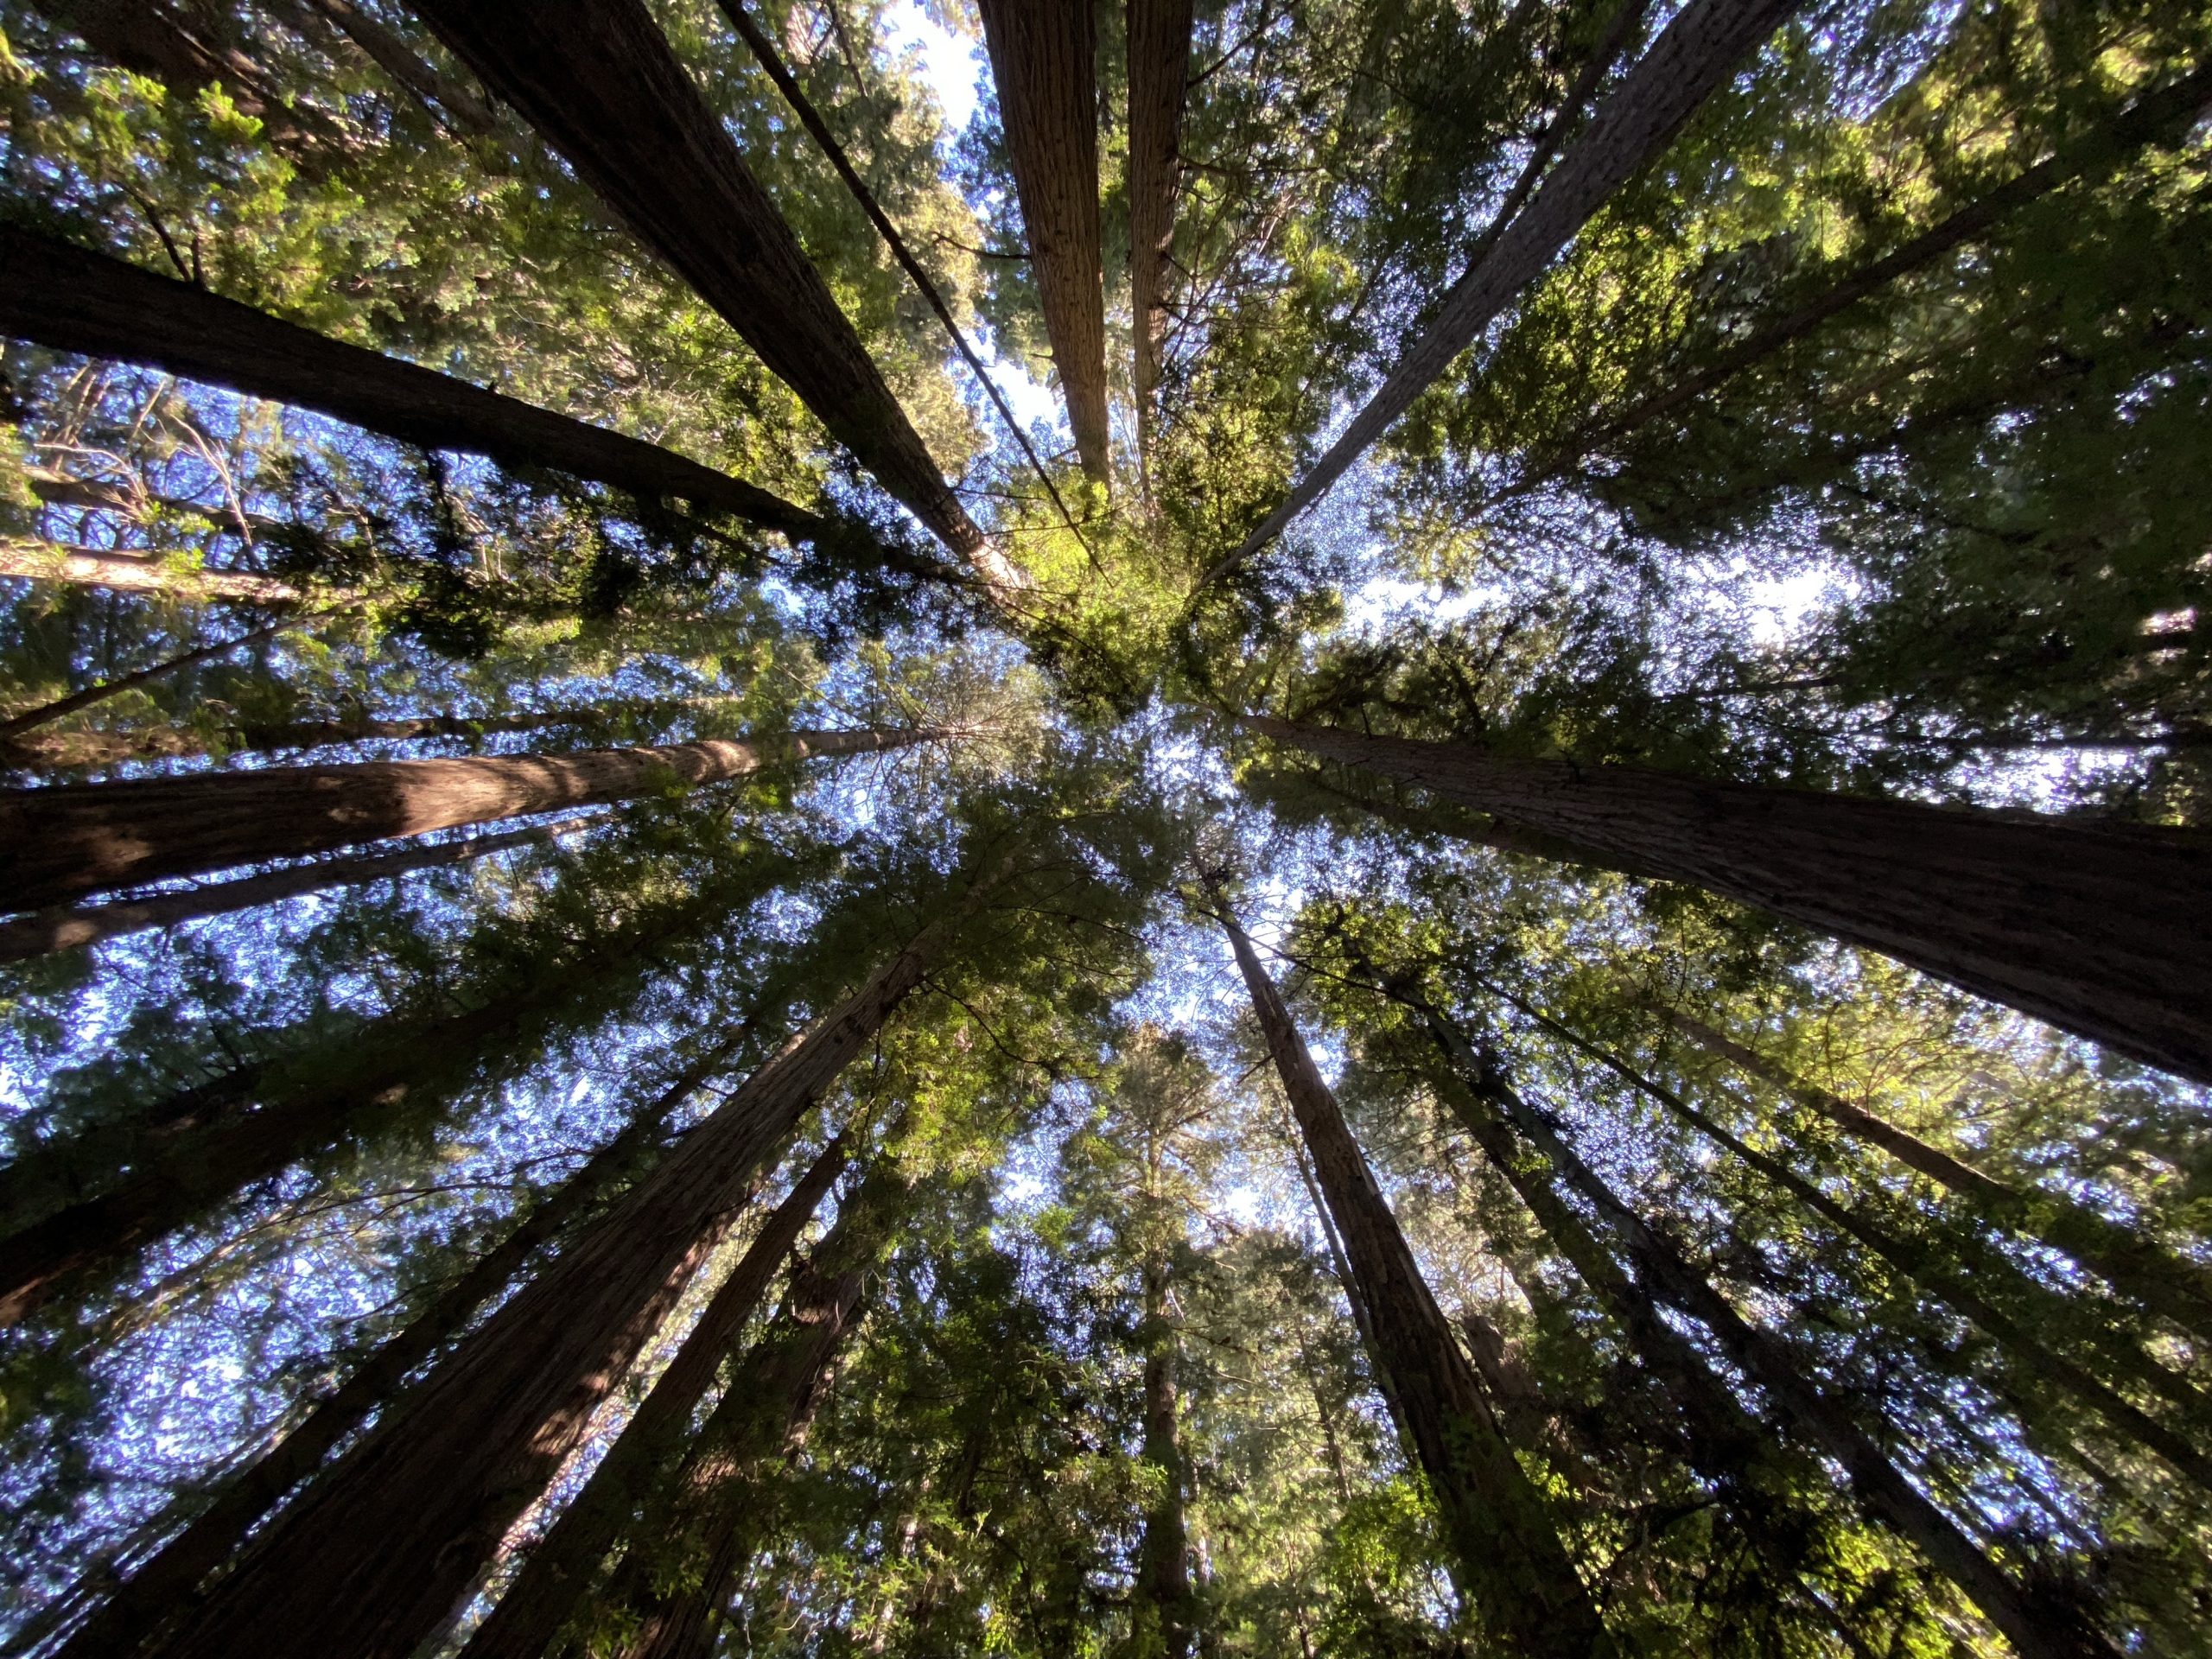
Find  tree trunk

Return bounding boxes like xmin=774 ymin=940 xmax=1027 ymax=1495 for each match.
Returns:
xmin=1423 ymin=1010 xmax=2110 ymax=1659
xmin=976 ymin=0 xmax=1110 ymax=485
xmin=0 ymin=537 xmax=307 ymax=603
xmin=0 ymin=613 xmax=329 ymax=747
xmin=148 ymin=857 xmax=1014 ymax=1659
xmin=1125 ymin=0 xmax=1192 ymax=482
xmin=454 ymin=1137 xmax=848 ymax=1659
xmin=403 ymin=0 xmax=1001 ymax=583
xmin=46 ymin=1036 xmax=742 ymax=1659
xmin=1664 ymin=1008 xmax=2212 ymax=1344
xmin=0 ymin=228 xmax=822 ymax=537
xmin=1215 ymin=897 xmax=1613 ymax=1658
xmin=1137 ymin=1257 xmax=1198 ymax=1659
xmin=1212 ymin=0 xmax=1803 ymax=575
xmin=280 ymin=0 xmax=498 ymax=133
xmin=0 ymin=725 xmax=928 ymax=911
xmin=1249 ymin=715 xmax=2212 ymax=1084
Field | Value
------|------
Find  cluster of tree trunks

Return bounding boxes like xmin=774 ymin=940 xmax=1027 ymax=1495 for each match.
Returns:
xmin=976 ymin=0 xmax=1111 ymax=484
xmin=1249 ymin=715 xmax=2212 ymax=1084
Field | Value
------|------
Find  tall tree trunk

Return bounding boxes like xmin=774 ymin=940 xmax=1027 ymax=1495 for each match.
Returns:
xmin=454 ymin=1137 xmax=849 ymax=1659
xmin=278 ymin=0 xmax=498 ymax=133
xmin=0 ymin=814 xmax=595 ymax=965
xmin=1211 ymin=0 xmax=1804 ymax=577
xmin=1249 ymin=715 xmax=2212 ymax=1084
xmin=976 ymin=0 xmax=1109 ymax=483
xmin=1423 ymin=1008 xmax=2110 ymax=1659
xmin=148 ymin=855 xmax=1015 ymax=1659
xmin=1137 ymin=1257 xmax=1197 ymax=1659
xmin=0 ymin=229 xmax=823 ymax=537
xmin=1125 ymin=0 xmax=1192 ymax=484
xmin=46 ymin=1036 xmax=743 ymax=1659
xmin=0 ymin=537 xmax=308 ymax=603
xmin=402 ymin=0 xmax=1007 ymax=592
xmin=1214 ymin=896 xmax=1614 ymax=1658
xmin=1663 ymin=1008 xmax=2212 ymax=1344
xmin=0 ymin=724 xmax=929 ymax=910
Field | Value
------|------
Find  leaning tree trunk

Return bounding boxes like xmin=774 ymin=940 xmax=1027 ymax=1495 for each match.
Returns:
xmin=1215 ymin=897 xmax=1613 ymax=1658
xmin=1213 ymin=0 xmax=1804 ymax=575
xmin=46 ymin=1035 xmax=745 ymax=1659
xmin=1126 ymin=0 xmax=1192 ymax=483
xmin=403 ymin=0 xmax=1005 ymax=592
xmin=0 ymin=724 xmax=929 ymax=910
xmin=0 ymin=229 xmax=821 ymax=537
xmin=976 ymin=0 xmax=1110 ymax=483
xmin=0 ymin=537 xmax=308 ymax=603
xmin=1664 ymin=1008 xmax=2212 ymax=1343
xmin=149 ymin=856 xmax=1014 ymax=1659
xmin=0 ymin=815 xmax=597 ymax=965
xmin=1136 ymin=1255 xmax=1198 ymax=1659
xmin=1249 ymin=715 xmax=2212 ymax=1084
xmin=1423 ymin=1010 xmax=2110 ymax=1659
xmin=454 ymin=1136 xmax=849 ymax=1659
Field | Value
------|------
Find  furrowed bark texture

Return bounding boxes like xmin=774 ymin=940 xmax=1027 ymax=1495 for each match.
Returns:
xmin=153 ymin=865 xmax=1007 ymax=1659
xmin=1221 ymin=0 xmax=1802 ymax=570
xmin=1664 ymin=1009 xmax=2212 ymax=1343
xmin=1137 ymin=1259 xmax=1198 ymax=1659
xmin=976 ymin=0 xmax=1110 ymax=483
xmin=0 ymin=539 xmax=307 ymax=604
xmin=0 ymin=230 xmax=819 ymax=535
xmin=405 ymin=0 xmax=988 ymax=565
xmin=1425 ymin=1015 xmax=2104 ymax=1659
xmin=1126 ymin=0 xmax=1192 ymax=474
xmin=0 ymin=725 xmax=923 ymax=910
xmin=1217 ymin=902 xmax=1613 ymax=1658
xmin=1253 ymin=716 xmax=2212 ymax=1084
xmin=0 ymin=816 xmax=595 ymax=965
xmin=48 ymin=1040 xmax=740 ymax=1659
xmin=455 ymin=1138 xmax=848 ymax=1659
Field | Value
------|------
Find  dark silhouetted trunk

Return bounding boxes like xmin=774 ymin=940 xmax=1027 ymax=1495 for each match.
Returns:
xmin=1137 ymin=1258 xmax=1198 ymax=1659
xmin=149 ymin=858 xmax=1013 ymax=1659
xmin=47 ymin=1037 xmax=742 ymax=1659
xmin=0 ymin=815 xmax=595 ymax=964
xmin=1424 ymin=1010 xmax=2108 ymax=1659
xmin=0 ymin=612 xmax=328 ymax=748
xmin=404 ymin=0 xmax=1003 ymax=585
xmin=273 ymin=0 xmax=498 ymax=132
xmin=1250 ymin=715 xmax=2212 ymax=1084
xmin=455 ymin=1137 xmax=848 ymax=1659
xmin=1665 ymin=1008 xmax=2212 ymax=1344
xmin=977 ymin=0 xmax=1110 ymax=483
xmin=1214 ymin=0 xmax=1803 ymax=573
xmin=1216 ymin=897 xmax=1613 ymax=1657
xmin=1126 ymin=0 xmax=1192 ymax=479
xmin=0 ymin=725 xmax=927 ymax=910
xmin=0 ymin=229 xmax=821 ymax=535
xmin=0 ymin=537 xmax=308 ymax=603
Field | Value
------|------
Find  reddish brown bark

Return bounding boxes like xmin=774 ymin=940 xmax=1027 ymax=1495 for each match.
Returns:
xmin=149 ymin=861 xmax=1013 ymax=1659
xmin=977 ymin=0 xmax=1110 ymax=485
xmin=404 ymin=0 xmax=995 ymax=575
xmin=0 ymin=815 xmax=595 ymax=964
xmin=47 ymin=1038 xmax=740 ymax=1659
xmin=0 ymin=725 xmax=928 ymax=911
xmin=1126 ymin=0 xmax=1192 ymax=478
xmin=1216 ymin=898 xmax=1612 ymax=1657
xmin=1213 ymin=0 xmax=1803 ymax=576
xmin=0 ymin=229 xmax=821 ymax=536
xmin=456 ymin=1137 xmax=849 ymax=1659
xmin=1251 ymin=715 xmax=2212 ymax=1084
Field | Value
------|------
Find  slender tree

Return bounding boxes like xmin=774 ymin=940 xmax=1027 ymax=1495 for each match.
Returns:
xmin=0 ymin=724 xmax=932 ymax=910
xmin=0 ymin=538 xmax=308 ymax=604
xmin=1126 ymin=0 xmax=1192 ymax=482
xmin=1247 ymin=715 xmax=2212 ymax=1084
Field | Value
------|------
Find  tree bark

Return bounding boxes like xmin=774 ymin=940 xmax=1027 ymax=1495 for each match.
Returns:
xmin=0 ymin=814 xmax=595 ymax=964
xmin=0 ymin=537 xmax=308 ymax=604
xmin=0 ymin=228 xmax=822 ymax=537
xmin=1664 ymin=1009 xmax=2212 ymax=1345
xmin=977 ymin=0 xmax=1111 ymax=484
xmin=1137 ymin=1256 xmax=1198 ymax=1659
xmin=1126 ymin=0 xmax=1192 ymax=481
xmin=1424 ymin=1011 xmax=2110 ymax=1659
xmin=148 ymin=856 xmax=1014 ymax=1659
xmin=46 ymin=1037 xmax=742 ymax=1659
xmin=0 ymin=725 xmax=929 ymax=911
xmin=1215 ymin=896 xmax=1613 ymax=1658
xmin=454 ymin=1136 xmax=848 ymax=1659
xmin=403 ymin=0 xmax=1001 ymax=584
xmin=1212 ymin=0 xmax=1804 ymax=576
xmin=1249 ymin=715 xmax=2212 ymax=1084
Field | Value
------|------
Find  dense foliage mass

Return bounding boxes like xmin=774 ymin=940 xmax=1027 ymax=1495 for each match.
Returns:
xmin=0 ymin=0 xmax=2207 ymax=1655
